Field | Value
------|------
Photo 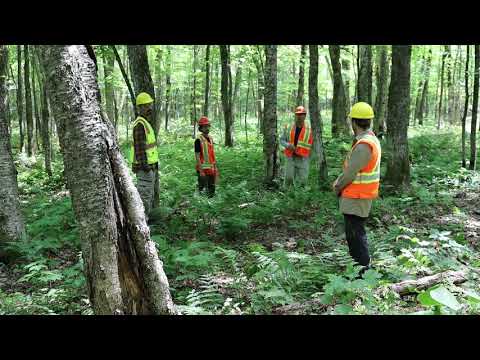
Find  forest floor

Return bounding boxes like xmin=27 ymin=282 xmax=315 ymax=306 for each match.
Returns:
xmin=1 ymin=123 xmax=480 ymax=315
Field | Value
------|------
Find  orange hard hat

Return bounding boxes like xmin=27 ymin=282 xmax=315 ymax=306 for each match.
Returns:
xmin=295 ymin=106 xmax=307 ymax=115
xmin=198 ymin=116 xmax=210 ymax=126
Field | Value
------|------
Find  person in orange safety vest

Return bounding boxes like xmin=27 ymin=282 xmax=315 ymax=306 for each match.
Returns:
xmin=194 ymin=116 xmax=218 ymax=197
xmin=279 ymin=106 xmax=314 ymax=187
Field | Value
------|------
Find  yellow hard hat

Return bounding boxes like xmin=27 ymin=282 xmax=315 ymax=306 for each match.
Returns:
xmin=349 ymin=102 xmax=374 ymax=119
xmin=136 ymin=92 xmax=154 ymax=106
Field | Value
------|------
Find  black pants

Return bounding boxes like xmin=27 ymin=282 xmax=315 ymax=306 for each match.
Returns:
xmin=197 ymin=172 xmax=215 ymax=197
xmin=344 ymin=214 xmax=370 ymax=267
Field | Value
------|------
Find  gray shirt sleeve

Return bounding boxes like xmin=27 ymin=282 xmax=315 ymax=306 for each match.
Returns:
xmin=335 ymin=143 xmax=372 ymax=192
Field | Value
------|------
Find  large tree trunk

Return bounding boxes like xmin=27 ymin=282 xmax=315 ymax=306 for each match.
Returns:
xmin=203 ymin=45 xmax=210 ymax=117
xmin=385 ymin=45 xmax=412 ymax=187
xmin=127 ymin=45 xmax=160 ymax=209
xmin=263 ymin=45 xmax=279 ymax=187
xmin=103 ymin=48 xmax=116 ymax=129
xmin=329 ymin=45 xmax=347 ymax=137
xmin=461 ymin=46 xmax=470 ymax=169
xmin=0 ymin=45 xmax=26 ymax=259
xmin=37 ymin=45 xmax=176 ymax=315
xmin=357 ymin=45 xmax=373 ymax=104
xmin=296 ymin=45 xmax=307 ymax=106
xmin=24 ymin=45 xmax=34 ymax=157
xmin=417 ymin=47 xmax=432 ymax=126
xmin=374 ymin=45 xmax=389 ymax=136
xmin=470 ymin=45 xmax=479 ymax=171
xmin=220 ymin=45 xmax=234 ymax=147
xmin=309 ymin=45 xmax=329 ymax=185
xmin=16 ymin=45 xmax=24 ymax=153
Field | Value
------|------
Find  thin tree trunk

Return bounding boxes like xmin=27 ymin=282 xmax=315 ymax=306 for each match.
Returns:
xmin=445 ymin=46 xmax=454 ymax=125
xmin=309 ymin=45 xmax=329 ymax=185
xmin=417 ymin=48 xmax=432 ymax=126
xmin=252 ymin=47 xmax=265 ymax=135
xmin=244 ymin=69 xmax=251 ymax=145
xmin=0 ymin=45 xmax=26 ymax=259
xmin=111 ymin=45 xmax=136 ymax=117
xmin=37 ymin=45 xmax=177 ymax=315
xmin=164 ymin=46 xmax=171 ymax=132
xmin=374 ymin=45 xmax=389 ymax=136
xmin=357 ymin=45 xmax=373 ymax=104
xmin=32 ymin=61 xmax=41 ymax=152
xmin=24 ymin=45 xmax=34 ymax=157
xmin=329 ymin=45 xmax=347 ymax=137
xmin=437 ymin=47 xmax=447 ymax=130
xmin=461 ymin=45 xmax=470 ymax=168
xmin=263 ymin=45 xmax=279 ymax=187
xmin=103 ymin=49 xmax=116 ymax=128
xmin=385 ymin=45 xmax=412 ymax=187
xmin=154 ymin=47 xmax=163 ymax=131
xmin=470 ymin=45 xmax=479 ymax=170
xmin=220 ymin=45 xmax=233 ymax=147
xmin=192 ymin=45 xmax=198 ymax=138
xmin=296 ymin=45 xmax=307 ymax=106
xmin=232 ymin=64 xmax=242 ymax=124
xmin=16 ymin=45 xmax=24 ymax=153
xmin=203 ymin=45 xmax=210 ymax=116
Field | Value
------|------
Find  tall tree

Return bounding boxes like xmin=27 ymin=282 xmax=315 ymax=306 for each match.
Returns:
xmin=164 ymin=46 xmax=172 ymax=132
xmin=309 ymin=45 xmax=329 ymax=184
xmin=357 ymin=45 xmax=373 ymax=104
xmin=41 ymin=77 xmax=52 ymax=177
xmin=203 ymin=45 xmax=210 ymax=116
xmin=24 ymin=45 xmax=34 ymax=157
xmin=16 ymin=45 xmax=24 ymax=152
xmin=445 ymin=45 xmax=454 ymax=125
xmin=329 ymin=45 xmax=347 ymax=137
xmin=252 ymin=46 xmax=265 ymax=134
xmin=110 ymin=45 xmax=136 ymax=117
xmin=220 ymin=45 xmax=233 ymax=147
xmin=416 ymin=47 xmax=432 ymax=126
xmin=461 ymin=45 xmax=470 ymax=168
xmin=232 ymin=64 xmax=242 ymax=123
xmin=341 ymin=52 xmax=352 ymax=114
xmin=0 ymin=44 xmax=26 ymax=259
xmin=103 ymin=48 xmax=116 ymax=128
xmin=32 ymin=61 xmax=41 ymax=151
xmin=263 ymin=45 xmax=279 ymax=186
xmin=385 ymin=45 xmax=412 ymax=187
xmin=437 ymin=47 xmax=447 ymax=129
xmin=470 ymin=45 xmax=479 ymax=171
xmin=374 ymin=45 xmax=389 ymax=136
xmin=37 ymin=45 xmax=176 ymax=315
xmin=191 ymin=45 xmax=198 ymax=138
xmin=296 ymin=45 xmax=307 ymax=106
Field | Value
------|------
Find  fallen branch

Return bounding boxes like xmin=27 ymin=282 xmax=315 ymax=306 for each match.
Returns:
xmin=389 ymin=270 xmax=468 ymax=296
xmin=273 ymin=299 xmax=328 ymax=315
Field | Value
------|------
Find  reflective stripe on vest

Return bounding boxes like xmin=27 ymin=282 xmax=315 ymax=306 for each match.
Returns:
xmin=130 ymin=116 xmax=159 ymax=165
xmin=197 ymin=134 xmax=216 ymax=170
xmin=284 ymin=123 xmax=313 ymax=158
xmin=342 ymin=131 xmax=381 ymax=199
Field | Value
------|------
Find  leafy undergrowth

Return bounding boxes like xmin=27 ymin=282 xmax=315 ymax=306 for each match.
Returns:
xmin=1 ymin=123 xmax=480 ymax=315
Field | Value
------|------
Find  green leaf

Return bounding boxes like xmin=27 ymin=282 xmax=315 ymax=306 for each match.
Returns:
xmin=463 ymin=290 xmax=480 ymax=304
xmin=430 ymin=286 xmax=461 ymax=311
xmin=417 ymin=290 xmax=441 ymax=307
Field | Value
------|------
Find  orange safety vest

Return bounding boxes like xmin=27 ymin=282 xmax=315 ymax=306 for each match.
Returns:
xmin=196 ymin=134 xmax=216 ymax=175
xmin=341 ymin=131 xmax=381 ymax=199
xmin=283 ymin=123 xmax=313 ymax=158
